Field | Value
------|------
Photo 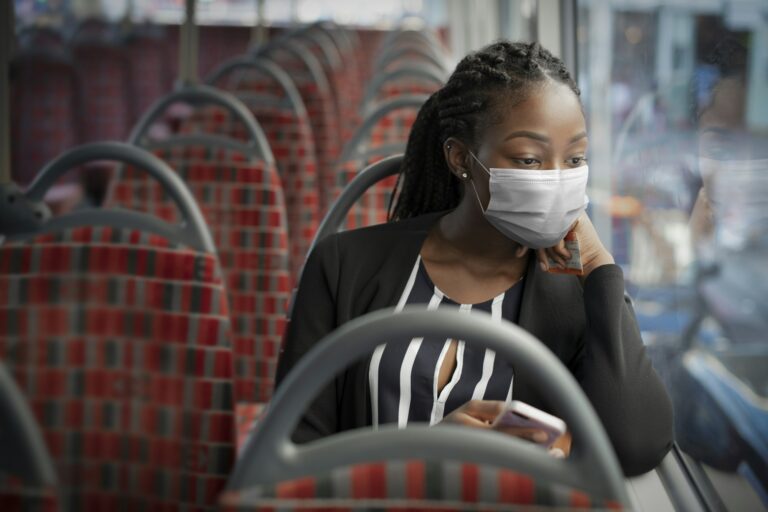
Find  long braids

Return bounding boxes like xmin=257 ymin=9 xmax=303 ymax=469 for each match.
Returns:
xmin=388 ymin=40 xmax=580 ymax=221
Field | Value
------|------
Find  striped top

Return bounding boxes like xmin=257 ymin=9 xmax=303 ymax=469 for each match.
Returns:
xmin=368 ymin=256 xmax=523 ymax=428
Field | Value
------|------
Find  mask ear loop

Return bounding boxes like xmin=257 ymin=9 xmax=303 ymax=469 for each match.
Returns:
xmin=467 ymin=151 xmax=491 ymax=213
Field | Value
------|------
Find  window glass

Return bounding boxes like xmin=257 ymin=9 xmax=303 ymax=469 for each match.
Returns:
xmin=577 ymin=1 xmax=768 ymax=508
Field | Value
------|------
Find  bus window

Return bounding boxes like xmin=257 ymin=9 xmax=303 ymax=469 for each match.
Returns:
xmin=577 ymin=1 xmax=768 ymax=509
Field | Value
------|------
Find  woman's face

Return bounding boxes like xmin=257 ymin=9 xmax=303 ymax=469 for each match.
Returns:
xmin=462 ymin=81 xmax=588 ymax=208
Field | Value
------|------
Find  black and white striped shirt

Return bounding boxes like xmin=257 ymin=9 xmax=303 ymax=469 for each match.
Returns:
xmin=368 ymin=255 xmax=523 ymax=428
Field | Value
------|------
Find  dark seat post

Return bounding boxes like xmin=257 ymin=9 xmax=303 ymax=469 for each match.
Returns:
xmin=0 ymin=0 xmax=13 ymax=186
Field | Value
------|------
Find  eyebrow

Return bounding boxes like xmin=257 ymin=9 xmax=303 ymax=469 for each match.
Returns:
xmin=503 ymin=130 xmax=588 ymax=144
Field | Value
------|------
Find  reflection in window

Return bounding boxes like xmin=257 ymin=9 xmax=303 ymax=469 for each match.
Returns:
xmin=578 ymin=1 xmax=768 ymax=509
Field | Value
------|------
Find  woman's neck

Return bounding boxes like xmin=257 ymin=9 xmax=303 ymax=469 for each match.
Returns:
xmin=424 ymin=199 xmax=529 ymax=278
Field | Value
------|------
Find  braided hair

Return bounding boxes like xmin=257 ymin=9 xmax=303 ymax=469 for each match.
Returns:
xmin=388 ymin=40 xmax=580 ymax=221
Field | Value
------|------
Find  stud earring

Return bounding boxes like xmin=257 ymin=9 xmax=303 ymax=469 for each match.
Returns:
xmin=461 ymin=172 xmax=468 ymax=179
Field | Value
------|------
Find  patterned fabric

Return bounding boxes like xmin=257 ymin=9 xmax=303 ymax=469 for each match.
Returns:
xmin=367 ymin=107 xmax=419 ymax=149
xmin=125 ymin=32 xmax=173 ymax=121
xmin=332 ymin=157 xmax=397 ymax=231
xmin=218 ymin=460 xmax=623 ymax=511
xmin=330 ymin=106 xmax=419 ymax=230
xmin=186 ymin=82 xmax=322 ymax=278
xmin=72 ymin=44 xmax=133 ymax=143
xmin=110 ymin=148 xmax=291 ymax=405
xmin=235 ymin=402 xmax=267 ymax=455
xmin=269 ymin=47 xmax=341 ymax=213
xmin=0 ymin=227 xmax=237 ymax=510
xmin=10 ymin=54 xmax=78 ymax=186
xmin=376 ymin=80 xmax=442 ymax=103
xmin=0 ymin=478 xmax=61 ymax=512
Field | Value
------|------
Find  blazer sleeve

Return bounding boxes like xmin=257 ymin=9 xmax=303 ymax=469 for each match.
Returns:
xmin=571 ymin=264 xmax=674 ymax=476
xmin=274 ymin=235 xmax=341 ymax=443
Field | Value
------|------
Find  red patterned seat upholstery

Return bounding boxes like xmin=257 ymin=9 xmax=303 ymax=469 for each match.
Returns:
xmin=125 ymin=28 xmax=174 ymax=122
xmin=110 ymin=149 xmax=291 ymax=405
xmin=268 ymin=44 xmax=341 ymax=212
xmin=0 ymin=227 xmax=237 ymax=510
xmin=0 ymin=480 xmax=61 ymax=512
xmin=71 ymin=28 xmax=134 ymax=143
xmin=376 ymin=80 xmax=442 ymax=103
xmin=187 ymin=81 xmax=321 ymax=277
xmin=332 ymin=106 xmax=419 ymax=230
xmin=10 ymin=43 xmax=78 ymax=186
xmin=218 ymin=459 xmax=623 ymax=511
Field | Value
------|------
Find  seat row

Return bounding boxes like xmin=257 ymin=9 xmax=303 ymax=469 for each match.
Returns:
xmin=1 ymin=24 xmax=453 ymax=510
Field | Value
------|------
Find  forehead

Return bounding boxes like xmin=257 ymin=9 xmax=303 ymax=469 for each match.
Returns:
xmin=483 ymin=81 xmax=585 ymax=141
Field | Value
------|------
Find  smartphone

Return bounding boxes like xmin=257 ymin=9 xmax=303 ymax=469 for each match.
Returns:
xmin=491 ymin=400 xmax=567 ymax=447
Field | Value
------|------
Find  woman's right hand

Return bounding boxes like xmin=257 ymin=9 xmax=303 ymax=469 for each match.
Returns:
xmin=440 ymin=400 xmax=567 ymax=457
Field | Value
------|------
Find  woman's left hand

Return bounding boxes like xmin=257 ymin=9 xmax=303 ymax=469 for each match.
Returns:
xmin=536 ymin=212 xmax=615 ymax=280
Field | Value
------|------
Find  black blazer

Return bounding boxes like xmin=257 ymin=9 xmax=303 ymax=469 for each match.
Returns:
xmin=275 ymin=211 xmax=673 ymax=476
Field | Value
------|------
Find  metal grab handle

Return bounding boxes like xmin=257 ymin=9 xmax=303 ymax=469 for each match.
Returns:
xmin=0 ymin=361 xmax=59 ymax=490
xmin=230 ymin=308 xmax=630 ymax=505
xmin=26 ymin=142 xmax=215 ymax=253
xmin=360 ymin=65 xmax=446 ymax=113
xmin=205 ymin=56 xmax=307 ymax=119
xmin=309 ymin=154 xmax=403 ymax=253
xmin=128 ymin=84 xmax=273 ymax=163
xmin=337 ymin=95 xmax=428 ymax=164
xmin=375 ymin=44 xmax=448 ymax=73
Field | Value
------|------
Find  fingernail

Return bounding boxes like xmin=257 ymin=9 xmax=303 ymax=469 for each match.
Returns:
xmin=540 ymin=262 xmax=548 ymax=272
xmin=549 ymin=448 xmax=565 ymax=459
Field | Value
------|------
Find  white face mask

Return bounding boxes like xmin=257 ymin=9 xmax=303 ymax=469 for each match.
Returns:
xmin=468 ymin=152 xmax=590 ymax=249
xmin=702 ymin=157 xmax=768 ymax=251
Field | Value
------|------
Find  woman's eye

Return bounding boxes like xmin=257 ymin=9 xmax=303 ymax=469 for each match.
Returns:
xmin=515 ymin=158 xmax=539 ymax=166
xmin=568 ymin=157 xmax=587 ymax=166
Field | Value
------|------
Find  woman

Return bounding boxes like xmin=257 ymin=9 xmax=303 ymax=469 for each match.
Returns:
xmin=276 ymin=40 xmax=673 ymax=476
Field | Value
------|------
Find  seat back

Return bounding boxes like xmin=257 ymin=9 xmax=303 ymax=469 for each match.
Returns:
xmin=1 ymin=143 xmax=237 ymax=509
xmin=360 ymin=65 xmax=444 ymax=115
xmin=206 ymin=58 xmax=320 ymax=275
xmin=331 ymin=96 xmax=426 ymax=230
xmin=0 ymin=361 xmax=62 ymax=511
xmin=228 ymin=308 xmax=631 ymax=507
xmin=10 ymin=31 xmax=78 ymax=186
xmin=70 ymin=19 xmax=133 ymax=142
xmin=121 ymin=88 xmax=289 ymax=404
xmin=265 ymin=40 xmax=340 ymax=212
xmin=111 ymin=144 xmax=291 ymax=405
xmin=124 ymin=26 xmax=174 ymax=122
xmin=219 ymin=459 xmax=622 ymax=511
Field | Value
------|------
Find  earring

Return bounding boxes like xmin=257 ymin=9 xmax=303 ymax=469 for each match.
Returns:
xmin=461 ymin=172 xmax=468 ymax=179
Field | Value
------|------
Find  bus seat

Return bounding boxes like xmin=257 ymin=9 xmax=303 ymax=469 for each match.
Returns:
xmin=227 ymin=308 xmax=631 ymax=510
xmin=206 ymin=57 xmax=321 ymax=277
xmin=69 ymin=19 xmax=133 ymax=142
xmin=218 ymin=459 xmax=622 ymax=511
xmin=0 ymin=361 xmax=62 ymax=511
xmin=293 ymin=26 xmax=359 ymax=144
xmin=264 ymin=40 xmax=341 ymax=212
xmin=124 ymin=25 xmax=174 ymax=124
xmin=10 ymin=32 xmax=78 ymax=187
xmin=360 ymin=65 xmax=445 ymax=116
xmin=112 ymin=145 xmax=291 ymax=406
xmin=330 ymin=96 xmax=425 ymax=230
xmin=118 ymin=92 xmax=290 ymax=406
xmin=0 ymin=143 xmax=236 ymax=510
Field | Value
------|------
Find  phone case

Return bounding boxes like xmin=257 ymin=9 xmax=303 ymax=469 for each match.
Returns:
xmin=491 ymin=401 xmax=567 ymax=447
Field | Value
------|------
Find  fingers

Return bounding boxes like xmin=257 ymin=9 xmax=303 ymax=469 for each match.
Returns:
xmin=536 ymin=245 xmax=570 ymax=272
xmin=493 ymin=426 xmax=549 ymax=444
xmin=549 ymin=447 xmax=566 ymax=458
xmin=459 ymin=400 xmax=506 ymax=423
